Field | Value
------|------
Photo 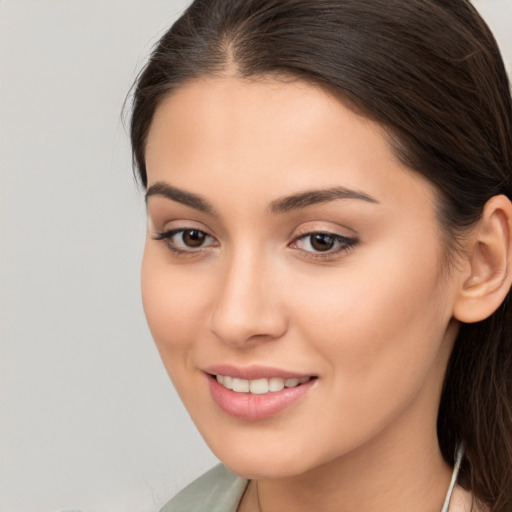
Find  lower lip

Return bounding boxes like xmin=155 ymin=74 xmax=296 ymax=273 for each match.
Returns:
xmin=206 ymin=374 xmax=316 ymax=421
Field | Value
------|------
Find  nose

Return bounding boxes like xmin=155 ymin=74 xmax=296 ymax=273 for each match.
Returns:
xmin=208 ymin=249 xmax=288 ymax=347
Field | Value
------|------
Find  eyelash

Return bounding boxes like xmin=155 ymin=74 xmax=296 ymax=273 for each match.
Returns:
xmin=152 ymin=228 xmax=358 ymax=259
xmin=291 ymin=232 xmax=358 ymax=259
xmin=152 ymin=228 xmax=218 ymax=256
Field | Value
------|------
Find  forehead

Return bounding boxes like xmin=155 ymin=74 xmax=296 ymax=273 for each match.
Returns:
xmin=146 ymin=75 xmax=388 ymax=164
xmin=145 ymin=76 xmax=437 ymax=217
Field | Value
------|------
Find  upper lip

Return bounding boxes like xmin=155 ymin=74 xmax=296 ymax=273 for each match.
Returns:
xmin=202 ymin=364 xmax=315 ymax=380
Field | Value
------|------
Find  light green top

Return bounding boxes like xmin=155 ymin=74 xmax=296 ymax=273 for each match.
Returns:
xmin=160 ymin=464 xmax=248 ymax=512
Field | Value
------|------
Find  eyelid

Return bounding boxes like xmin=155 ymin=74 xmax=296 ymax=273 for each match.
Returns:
xmin=149 ymin=214 xmax=219 ymax=239
xmin=291 ymin=218 xmax=356 ymax=234
xmin=148 ymin=214 xmax=209 ymax=232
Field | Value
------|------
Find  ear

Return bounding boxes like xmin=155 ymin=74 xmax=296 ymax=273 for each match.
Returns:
xmin=453 ymin=195 xmax=512 ymax=323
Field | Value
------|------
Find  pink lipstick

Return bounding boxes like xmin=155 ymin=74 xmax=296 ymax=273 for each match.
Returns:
xmin=203 ymin=365 xmax=317 ymax=421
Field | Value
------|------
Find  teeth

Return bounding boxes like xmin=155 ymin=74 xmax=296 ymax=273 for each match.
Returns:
xmin=232 ymin=378 xmax=250 ymax=393
xmin=269 ymin=377 xmax=285 ymax=392
xmin=215 ymin=375 xmax=312 ymax=394
xmin=249 ymin=378 xmax=269 ymax=394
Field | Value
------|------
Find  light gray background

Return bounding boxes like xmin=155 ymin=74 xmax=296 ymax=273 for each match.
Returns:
xmin=1 ymin=1 xmax=511 ymax=511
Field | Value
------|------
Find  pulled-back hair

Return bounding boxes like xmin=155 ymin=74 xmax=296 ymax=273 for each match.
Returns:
xmin=129 ymin=1 xmax=512 ymax=509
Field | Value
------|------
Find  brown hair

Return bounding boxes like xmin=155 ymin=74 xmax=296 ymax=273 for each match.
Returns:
xmin=129 ymin=1 xmax=512 ymax=509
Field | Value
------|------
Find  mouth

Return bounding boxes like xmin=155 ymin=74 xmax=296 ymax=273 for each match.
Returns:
xmin=204 ymin=370 xmax=318 ymax=421
xmin=212 ymin=374 xmax=315 ymax=395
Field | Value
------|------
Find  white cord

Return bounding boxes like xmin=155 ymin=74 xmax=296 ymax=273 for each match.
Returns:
xmin=440 ymin=444 xmax=465 ymax=512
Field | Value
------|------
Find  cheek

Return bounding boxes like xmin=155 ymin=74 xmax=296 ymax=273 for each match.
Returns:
xmin=289 ymin=243 xmax=452 ymax=406
xmin=273 ymin=250 xmax=454 ymax=463
xmin=141 ymin=244 xmax=207 ymax=360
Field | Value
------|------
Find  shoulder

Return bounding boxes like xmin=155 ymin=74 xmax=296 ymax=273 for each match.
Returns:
xmin=160 ymin=464 xmax=248 ymax=512
xmin=449 ymin=485 xmax=487 ymax=512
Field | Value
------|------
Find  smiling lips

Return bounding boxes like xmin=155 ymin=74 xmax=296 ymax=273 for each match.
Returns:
xmin=205 ymin=368 xmax=317 ymax=421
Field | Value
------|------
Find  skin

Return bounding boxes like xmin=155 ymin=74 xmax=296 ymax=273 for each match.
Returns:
xmin=141 ymin=76 xmax=471 ymax=512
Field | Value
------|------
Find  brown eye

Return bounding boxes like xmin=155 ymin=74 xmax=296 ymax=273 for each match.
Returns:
xmin=153 ymin=228 xmax=218 ymax=254
xmin=310 ymin=233 xmax=335 ymax=252
xmin=291 ymin=231 xmax=358 ymax=256
xmin=182 ymin=229 xmax=207 ymax=247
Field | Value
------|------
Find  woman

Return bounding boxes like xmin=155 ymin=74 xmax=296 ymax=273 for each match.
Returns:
xmin=129 ymin=1 xmax=512 ymax=511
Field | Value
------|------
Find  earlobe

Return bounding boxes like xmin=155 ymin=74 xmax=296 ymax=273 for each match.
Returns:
xmin=453 ymin=195 xmax=512 ymax=324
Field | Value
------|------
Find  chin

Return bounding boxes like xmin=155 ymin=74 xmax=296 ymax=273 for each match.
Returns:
xmin=223 ymin=458 xmax=308 ymax=480
xmin=208 ymin=440 xmax=320 ymax=480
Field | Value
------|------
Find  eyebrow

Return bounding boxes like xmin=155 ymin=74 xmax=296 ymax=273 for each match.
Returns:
xmin=145 ymin=181 xmax=378 ymax=215
xmin=269 ymin=186 xmax=379 ymax=214
xmin=145 ymin=181 xmax=217 ymax=214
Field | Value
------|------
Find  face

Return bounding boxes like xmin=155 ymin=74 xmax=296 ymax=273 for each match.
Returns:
xmin=142 ymin=76 xmax=461 ymax=479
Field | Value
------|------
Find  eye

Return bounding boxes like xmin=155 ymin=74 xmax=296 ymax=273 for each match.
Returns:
xmin=177 ymin=229 xmax=208 ymax=248
xmin=153 ymin=228 xmax=218 ymax=253
xmin=291 ymin=232 xmax=357 ymax=255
